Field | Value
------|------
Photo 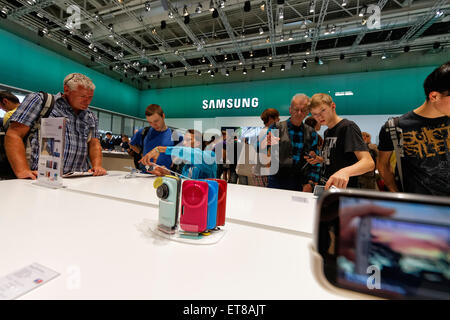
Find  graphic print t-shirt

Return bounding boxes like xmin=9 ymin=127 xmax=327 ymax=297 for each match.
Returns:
xmin=321 ymin=119 xmax=369 ymax=188
xmin=378 ymin=111 xmax=449 ymax=196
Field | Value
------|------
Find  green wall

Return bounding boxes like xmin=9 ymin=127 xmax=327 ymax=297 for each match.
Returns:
xmin=0 ymin=28 xmax=141 ymax=117
xmin=1 ymin=27 xmax=436 ymax=119
xmin=140 ymin=66 xmax=435 ymax=118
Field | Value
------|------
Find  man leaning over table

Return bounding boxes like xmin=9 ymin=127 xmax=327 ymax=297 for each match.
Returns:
xmin=5 ymin=73 xmax=107 ymax=179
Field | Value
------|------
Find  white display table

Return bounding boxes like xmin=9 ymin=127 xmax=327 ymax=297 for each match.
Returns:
xmin=62 ymin=171 xmax=317 ymax=236
xmin=0 ymin=177 xmax=345 ymax=299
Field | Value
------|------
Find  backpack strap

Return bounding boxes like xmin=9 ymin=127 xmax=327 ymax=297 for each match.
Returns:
xmin=385 ymin=116 xmax=404 ymax=191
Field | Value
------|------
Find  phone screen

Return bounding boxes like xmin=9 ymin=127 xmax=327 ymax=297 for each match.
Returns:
xmin=330 ymin=195 xmax=450 ymax=299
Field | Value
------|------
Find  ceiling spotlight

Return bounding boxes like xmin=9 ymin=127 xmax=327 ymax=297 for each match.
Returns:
xmin=197 ymin=69 xmax=202 ymax=75
xmin=145 ymin=1 xmax=151 ymax=12
xmin=84 ymin=31 xmax=92 ymax=39
xmin=259 ymin=27 xmax=264 ymax=35
xmin=280 ymin=64 xmax=285 ymax=71
xmin=224 ymin=54 xmax=228 ymax=61
xmin=183 ymin=5 xmax=189 ymax=16
xmin=209 ymin=0 xmax=215 ymax=11
xmin=168 ymin=10 xmax=174 ymax=19
xmin=196 ymin=3 xmax=202 ymax=14
xmin=225 ymin=69 xmax=230 ymax=76
xmin=108 ymin=24 xmax=114 ymax=32
xmin=202 ymin=56 xmax=206 ymax=63
xmin=381 ymin=52 xmax=387 ymax=59
xmin=152 ymin=28 xmax=157 ymax=34
xmin=280 ymin=34 xmax=284 ymax=42
xmin=184 ymin=15 xmax=190 ymax=24
xmin=342 ymin=0 xmax=347 ymax=7
xmin=0 ymin=7 xmax=8 ymax=19
xmin=309 ymin=0 xmax=316 ymax=13
xmin=26 ymin=0 xmax=36 ymax=5
xmin=302 ymin=61 xmax=307 ymax=69
xmin=278 ymin=7 xmax=284 ymax=20
xmin=219 ymin=0 xmax=226 ymax=9
xmin=306 ymin=50 xmax=311 ymax=55
xmin=210 ymin=70 xmax=215 ymax=77
xmin=260 ymin=1 xmax=265 ymax=11
xmin=268 ymin=55 xmax=272 ymax=60
xmin=288 ymin=31 xmax=293 ymax=40
xmin=435 ymin=9 xmax=444 ymax=17
xmin=239 ymin=61 xmax=243 ymax=65
xmin=244 ymin=1 xmax=251 ymax=12
xmin=88 ymin=43 xmax=95 ymax=50
xmin=250 ymin=51 xmax=254 ymax=57
xmin=266 ymin=36 xmax=270 ymax=43
xmin=261 ymin=66 xmax=266 ymax=73
xmin=63 ymin=37 xmax=68 ymax=45
xmin=359 ymin=6 xmax=366 ymax=17
xmin=243 ymin=68 xmax=247 ymax=75
xmin=212 ymin=8 xmax=219 ymax=18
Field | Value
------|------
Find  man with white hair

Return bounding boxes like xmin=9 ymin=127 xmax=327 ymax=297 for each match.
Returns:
xmin=265 ymin=93 xmax=321 ymax=192
xmin=5 ymin=73 xmax=106 ymax=179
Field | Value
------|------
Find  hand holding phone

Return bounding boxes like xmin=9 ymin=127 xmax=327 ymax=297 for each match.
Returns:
xmin=305 ymin=151 xmax=323 ymax=164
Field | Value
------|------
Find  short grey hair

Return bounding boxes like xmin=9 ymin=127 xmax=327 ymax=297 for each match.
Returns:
xmin=63 ymin=73 xmax=96 ymax=91
xmin=291 ymin=93 xmax=310 ymax=106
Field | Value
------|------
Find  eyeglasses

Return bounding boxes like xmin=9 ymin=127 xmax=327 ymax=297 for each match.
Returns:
xmin=291 ymin=107 xmax=309 ymax=114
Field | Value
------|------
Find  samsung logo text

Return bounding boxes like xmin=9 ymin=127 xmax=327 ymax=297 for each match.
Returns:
xmin=202 ymin=98 xmax=259 ymax=110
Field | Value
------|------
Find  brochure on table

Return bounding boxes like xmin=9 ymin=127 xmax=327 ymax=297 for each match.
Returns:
xmin=35 ymin=117 xmax=65 ymax=189
xmin=0 ymin=263 xmax=60 ymax=300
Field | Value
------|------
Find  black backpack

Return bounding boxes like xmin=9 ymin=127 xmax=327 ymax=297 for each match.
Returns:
xmin=0 ymin=92 xmax=55 ymax=179
xmin=384 ymin=116 xmax=404 ymax=192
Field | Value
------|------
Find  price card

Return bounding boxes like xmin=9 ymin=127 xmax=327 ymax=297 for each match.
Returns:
xmin=0 ymin=263 xmax=60 ymax=300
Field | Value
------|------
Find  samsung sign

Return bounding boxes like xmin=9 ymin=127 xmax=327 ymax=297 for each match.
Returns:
xmin=202 ymin=97 xmax=259 ymax=110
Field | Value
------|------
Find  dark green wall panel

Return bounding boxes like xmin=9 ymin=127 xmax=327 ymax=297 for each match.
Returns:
xmin=0 ymin=28 xmax=141 ymax=117
xmin=140 ymin=65 xmax=434 ymax=118
xmin=1 ymin=28 xmax=436 ymax=119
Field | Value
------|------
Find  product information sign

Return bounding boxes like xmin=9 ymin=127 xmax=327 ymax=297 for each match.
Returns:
xmin=35 ymin=117 xmax=66 ymax=188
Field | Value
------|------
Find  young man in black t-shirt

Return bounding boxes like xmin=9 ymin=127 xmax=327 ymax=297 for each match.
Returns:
xmin=377 ymin=61 xmax=450 ymax=196
xmin=305 ymin=93 xmax=374 ymax=189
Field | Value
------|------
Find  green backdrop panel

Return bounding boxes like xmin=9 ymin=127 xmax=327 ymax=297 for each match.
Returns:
xmin=140 ymin=66 xmax=434 ymax=118
xmin=0 ymin=28 xmax=141 ymax=117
